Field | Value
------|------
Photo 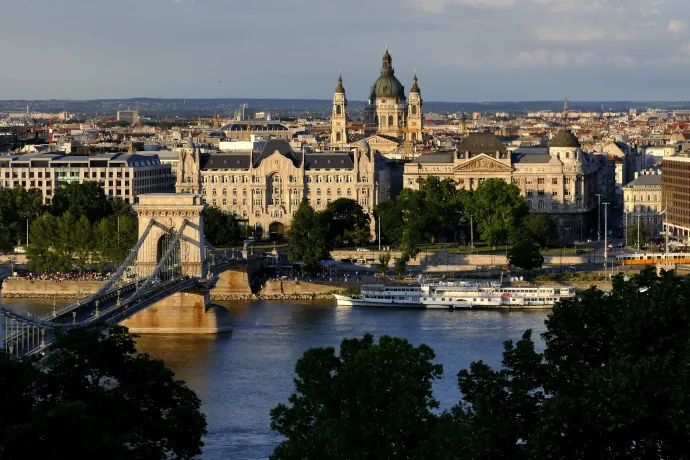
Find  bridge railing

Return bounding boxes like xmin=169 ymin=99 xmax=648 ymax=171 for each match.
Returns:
xmin=48 ymin=219 xmax=157 ymax=320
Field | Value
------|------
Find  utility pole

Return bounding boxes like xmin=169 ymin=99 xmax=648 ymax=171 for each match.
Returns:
xmin=596 ymin=193 xmax=602 ymax=242
xmin=603 ymin=202 xmax=610 ymax=279
xmin=470 ymin=216 xmax=474 ymax=249
xmin=378 ymin=214 xmax=381 ymax=251
xmin=26 ymin=219 xmax=29 ymax=246
xmin=636 ymin=213 xmax=640 ymax=252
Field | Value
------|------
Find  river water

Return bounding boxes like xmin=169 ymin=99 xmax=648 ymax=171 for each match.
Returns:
xmin=5 ymin=298 xmax=549 ymax=460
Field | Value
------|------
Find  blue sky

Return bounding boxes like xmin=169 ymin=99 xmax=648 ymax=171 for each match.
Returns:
xmin=2 ymin=0 xmax=690 ymax=101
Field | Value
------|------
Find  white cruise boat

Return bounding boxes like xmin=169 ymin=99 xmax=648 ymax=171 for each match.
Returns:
xmin=334 ymin=276 xmax=575 ymax=310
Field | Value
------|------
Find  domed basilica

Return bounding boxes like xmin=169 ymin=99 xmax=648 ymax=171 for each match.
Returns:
xmin=330 ymin=46 xmax=423 ymax=151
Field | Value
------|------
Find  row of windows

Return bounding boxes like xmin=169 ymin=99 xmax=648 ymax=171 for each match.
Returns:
xmin=528 ymin=200 xmax=584 ymax=210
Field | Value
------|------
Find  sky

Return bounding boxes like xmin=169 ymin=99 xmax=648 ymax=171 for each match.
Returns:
xmin=2 ymin=0 xmax=690 ymax=101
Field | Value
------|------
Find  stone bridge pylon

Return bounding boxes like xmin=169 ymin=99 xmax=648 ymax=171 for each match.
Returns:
xmin=121 ymin=194 xmax=232 ymax=334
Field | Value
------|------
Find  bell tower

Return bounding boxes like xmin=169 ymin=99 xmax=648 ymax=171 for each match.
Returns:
xmin=407 ymin=70 xmax=423 ymax=143
xmin=176 ymin=137 xmax=201 ymax=194
xmin=330 ymin=72 xmax=348 ymax=149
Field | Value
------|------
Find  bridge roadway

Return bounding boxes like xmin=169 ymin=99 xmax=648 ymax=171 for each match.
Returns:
xmin=1 ymin=256 xmax=247 ymax=359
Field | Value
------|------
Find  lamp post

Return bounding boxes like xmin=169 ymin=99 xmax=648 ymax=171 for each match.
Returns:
xmin=636 ymin=212 xmax=640 ymax=252
xmin=603 ymin=202 xmax=610 ymax=279
xmin=596 ymin=193 xmax=602 ymax=242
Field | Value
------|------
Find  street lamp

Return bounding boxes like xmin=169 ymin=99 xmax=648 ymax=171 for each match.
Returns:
xmin=596 ymin=193 xmax=602 ymax=242
xmin=603 ymin=202 xmax=610 ymax=279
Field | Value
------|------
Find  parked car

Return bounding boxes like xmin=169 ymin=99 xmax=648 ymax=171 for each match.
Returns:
xmin=356 ymin=247 xmax=371 ymax=252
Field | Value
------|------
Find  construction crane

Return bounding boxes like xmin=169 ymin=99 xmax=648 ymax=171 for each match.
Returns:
xmin=399 ymin=126 xmax=431 ymax=159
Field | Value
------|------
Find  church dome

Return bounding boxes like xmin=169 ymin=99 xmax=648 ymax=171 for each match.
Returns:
xmin=550 ymin=129 xmax=581 ymax=148
xmin=372 ymin=47 xmax=406 ymax=100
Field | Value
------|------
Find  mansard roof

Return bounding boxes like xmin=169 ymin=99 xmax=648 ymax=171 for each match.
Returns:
xmin=304 ymin=152 xmax=354 ymax=169
xmin=251 ymin=139 xmax=302 ymax=168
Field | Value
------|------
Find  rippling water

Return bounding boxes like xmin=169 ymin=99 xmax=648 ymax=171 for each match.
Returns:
xmin=6 ymin=298 xmax=549 ymax=460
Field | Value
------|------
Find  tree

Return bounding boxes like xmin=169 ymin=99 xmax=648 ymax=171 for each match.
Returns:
xmin=72 ymin=215 xmax=94 ymax=271
xmin=0 ymin=325 xmax=207 ymax=459
xmin=377 ymin=251 xmax=391 ymax=277
xmin=374 ymin=199 xmax=403 ymax=247
xmin=626 ymin=219 xmax=649 ymax=249
xmin=288 ymin=199 xmax=329 ymax=275
xmin=394 ymin=253 xmax=410 ymax=278
xmin=462 ymin=179 xmax=528 ymax=246
xmin=204 ymin=207 xmax=240 ymax=246
xmin=434 ymin=269 xmax=690 ymax=459
xmin=51 ymin=181 xmax=112 ymax=223
xmin=26 ymin=214 xmax=59 ymax=272
xmin=417 ymin=177 xmax=465 ymax=242
xmin=512 ymin=214 xmax=555 ymax=248
xmin=321 ymin=198 xmax=371 ymax=248
xmin=507 ymin=241 xmax=544 ymax=271
xmin=270 ymin=334 xmax=443 ymax=460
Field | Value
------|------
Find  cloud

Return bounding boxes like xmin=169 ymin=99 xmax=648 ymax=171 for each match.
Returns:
xmin=508 ymin=49 xmax=596 ymax=68
xmin=680 ymin=43 xmax=690 ymax=54
xmin=535 ymin=26 xmax=606 ymax=43
xmin=410 ymin=0 xmax=515 ymax=13
xmin=606 ymin=55 xmax=638 ymax=67
xmin=668 ymin=20 xmax=687 ymax=33
xmin=532 ymin=0 xmax=607 ymax=13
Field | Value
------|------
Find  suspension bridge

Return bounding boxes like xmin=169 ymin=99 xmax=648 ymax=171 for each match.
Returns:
xmin=0 ymin=194 xmax=258 ymax=359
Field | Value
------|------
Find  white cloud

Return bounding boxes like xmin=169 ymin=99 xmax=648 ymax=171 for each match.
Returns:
xmin=507 ymin=49 xmax=596 ymax=68
xmin=535 ymin=26 xmax=606 ymax=43
xmin=668 ymin=19 xmax=687 ymax=33
xmin=411 ymin=0 xmax=515 ymax=14
xmin=532 ymin=0 xmax=607 ymax=13
xmin=680 ymin=43 xmax=690 ymax=54
xmin=606 ymin=55 xmax=638 ymax=67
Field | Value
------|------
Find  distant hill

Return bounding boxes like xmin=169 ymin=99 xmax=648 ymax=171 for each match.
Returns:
xmin=2 ymin=98 xmax=690 ymax=118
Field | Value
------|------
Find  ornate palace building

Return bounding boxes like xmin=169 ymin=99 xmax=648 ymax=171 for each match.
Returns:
xmin=403 ymin=131 xmax=604 ymax=240
xmin=330 ymin=46 xmax=424 ymax=154
xmin=176 ymin=138 xmax=390 ymax=237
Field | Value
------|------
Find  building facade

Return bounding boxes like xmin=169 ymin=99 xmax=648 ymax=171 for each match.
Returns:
xmin=623 ymin=172 xmax=663 ymax=241
xmin=403 ymin=131 xmax=602 ymax=240
xmin=176 ymin=139 xmax=391 ymax=238
xmin=662 ymin=154 xmax=690 ymax=241
xmin=0 ymin=152 xmax=174 ymax=204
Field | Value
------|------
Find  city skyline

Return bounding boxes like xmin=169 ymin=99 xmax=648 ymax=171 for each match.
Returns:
xmin=2 ymin=0 xmax=690 ymax=101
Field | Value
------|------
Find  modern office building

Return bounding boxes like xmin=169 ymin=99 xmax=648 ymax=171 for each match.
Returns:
xmin=0 ymin=152 xmax=174 ymax=205
xmin=662 ymin=154 xmax=690 ymax=241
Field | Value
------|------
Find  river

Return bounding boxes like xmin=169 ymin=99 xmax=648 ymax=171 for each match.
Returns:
xmin=5 ymin=298 xmax=550 ymax=460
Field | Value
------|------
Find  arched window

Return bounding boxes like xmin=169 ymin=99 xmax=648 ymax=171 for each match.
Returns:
xmin=566 ymin=152 xmax=570 ymax=158
xmin=412 ymin=105 xmax=417 ymax=115
xmin=336 ymin=105 xmax=342 ymax=115
xmin=388 ymin=115 xmax=394 ymax=126
xmin=336 ymin=132 xmax=341 ymax=142
xmin=411 ymin=133 xmax=417 ymax=141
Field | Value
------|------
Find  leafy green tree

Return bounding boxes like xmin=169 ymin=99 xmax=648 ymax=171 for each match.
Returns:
xmin=434 ymin=269 xmax=690 ymax=459
xmin=288 ymin=199 xmax=329 ymax=275
xmin=374 ymin=199 xmax=403 ymax=247
xmin=507 ymin=241 xmax=544 ymax=271
xmin=0 ymin=325 xmax=206 ymax=459
xmin=270 ymin=334 xmax=443 ymax=460
xmin=51 ymin=181 xmax=112 ymax=223
xmin=0 ymin=188 xmax=45 ymax=247
xmin=417 ymin=177 xmax=465 ymax=241
xmin=462 ymin=179 xmax=528 ymax=246
xmin=377 ymin=251 xmax=392 ymax=277
xmin=26 ymin=214 xmax=59 ymax=272
xmin=394 ymin=253 xmax=410 ymax=278
xmin=204 ymin=207 xmax=240 ymax=246
xmin=512 ymin=214 xmax=555 ymax=248
xmin=321 ymin=198 xmax=371 ymax=247
xmin=73 ymin=215 xmax=94 ymax=271
xmin=626 ymin=219 xmax=649 ymax=248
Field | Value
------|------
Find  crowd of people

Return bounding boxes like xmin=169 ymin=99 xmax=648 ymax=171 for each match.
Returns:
xmin=9 ymin=272 xmax=112 ymax=282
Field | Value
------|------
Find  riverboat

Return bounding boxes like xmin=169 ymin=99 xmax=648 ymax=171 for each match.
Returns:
xmin=334 ymin=278 xmax=576 ymax=310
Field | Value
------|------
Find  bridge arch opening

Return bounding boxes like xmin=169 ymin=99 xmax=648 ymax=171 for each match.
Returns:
xmin=156 ymin=232 xmax=181 ymax=275
xmin=269 ymin=222 xmax=285 ymax=240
